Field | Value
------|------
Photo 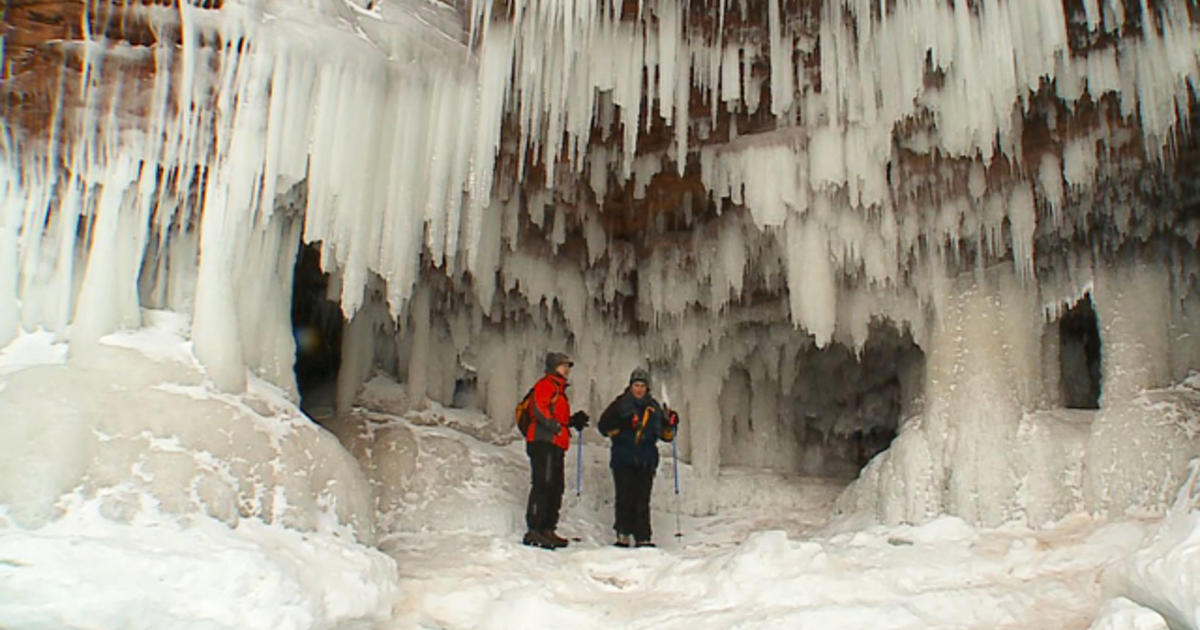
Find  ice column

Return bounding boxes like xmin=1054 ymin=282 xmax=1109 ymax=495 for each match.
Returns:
xmin=0 ymin=168 xmax=20 ymax=348
xmin=680 ymin=359 xmax=725 ymax=515
xmin=1170 ymin=290 xmax=1200 ymax=381
xmin=1082 ymin=262 xmax=1192 ymax=516
xmin=1092 ymin=263 xmax=1173 ymax=403
xmin=918 ymin=268 xmax=1044 ymax=525
xmin=407 ymin=284 xmax=433 ymax=406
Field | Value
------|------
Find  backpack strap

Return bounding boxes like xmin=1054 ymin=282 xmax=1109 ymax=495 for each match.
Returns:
xmin=634 ymin=407 xmax=653 ymax=443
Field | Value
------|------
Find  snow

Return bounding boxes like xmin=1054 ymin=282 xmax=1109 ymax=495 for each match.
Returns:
xmin=0 ymin=499 xmax=399 ymax=630
xmin=1088 ymin=598 xmax=1170 ymax=630
xmin=0 ymin=317 xmax=397 ymax=628
xmin=0 ymin=329 xmax=67 ymax=376
xmin=0 ymin=316 xmax=375 ymax=538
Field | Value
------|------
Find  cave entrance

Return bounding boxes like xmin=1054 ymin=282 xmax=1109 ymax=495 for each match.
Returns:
xmin=718 ymin=320 xmax=923 ymax=479
xmin=291 ymin=242 xmax=343 ymax=419
xmin=1059 ymin=294 xmax=1102 ymax=409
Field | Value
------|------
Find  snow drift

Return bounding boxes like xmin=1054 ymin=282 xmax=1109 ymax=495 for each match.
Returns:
xmin=0 ymin=312 xmax=375 ymax=541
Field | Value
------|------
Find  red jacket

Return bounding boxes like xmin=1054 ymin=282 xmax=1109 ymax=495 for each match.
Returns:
xmin=525 ymin=373 xmax=571 ymax=450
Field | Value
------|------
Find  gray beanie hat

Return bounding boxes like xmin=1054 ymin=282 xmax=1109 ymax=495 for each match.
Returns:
xmin=545 ymin=352 xmax=574 ymax=373
xmin=629 ymin=367 xmax=650 ymax=387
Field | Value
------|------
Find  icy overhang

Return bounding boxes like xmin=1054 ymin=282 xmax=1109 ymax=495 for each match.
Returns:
xmin=0 ymin=0 xmax=1197 ymax=393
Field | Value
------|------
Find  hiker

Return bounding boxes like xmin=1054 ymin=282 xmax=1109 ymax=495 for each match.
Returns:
xmin=521 ymin=352 xmax=590 ymax=550
xmin=597 ymin=367 xmax=679 ymax=548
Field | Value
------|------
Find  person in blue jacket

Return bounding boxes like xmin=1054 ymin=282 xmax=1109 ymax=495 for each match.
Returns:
xmin=597 ymin=367 xmax=679 ymax=548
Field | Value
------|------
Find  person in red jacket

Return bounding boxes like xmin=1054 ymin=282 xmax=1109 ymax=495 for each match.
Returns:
xmin=522 ymin=352 xmax=589 ymax=550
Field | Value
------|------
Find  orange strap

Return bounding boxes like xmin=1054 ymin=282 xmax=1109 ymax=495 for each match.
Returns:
xmin=634 ymin=407 xmax=653 ymax=443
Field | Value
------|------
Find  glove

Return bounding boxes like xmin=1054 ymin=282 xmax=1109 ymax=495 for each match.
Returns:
xmin=569 ymin=410 xmax=590 ymax=431
xmin=667 ymin=410 xmax=680 ymax=427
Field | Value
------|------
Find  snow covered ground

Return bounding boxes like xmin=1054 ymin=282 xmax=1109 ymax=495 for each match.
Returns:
xmin=1 ymin=320 xmax=1198 ymax=630
xmin=0 ymin=500 xmax=399 ymax=630
xmin=367 ymin=420 xmax=1183 ymax=630
xmin=386 ymin=511 xmax=1152 ymax=630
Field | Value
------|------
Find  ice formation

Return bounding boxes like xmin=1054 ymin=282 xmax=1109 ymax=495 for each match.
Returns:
xmin=0 ymin=314 xmax=376 ymax=542
xmin=1 ymin=0 xmax=1199 ymax=526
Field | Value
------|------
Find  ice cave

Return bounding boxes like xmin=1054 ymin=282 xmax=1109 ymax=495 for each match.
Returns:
xmin=1 ymin=0 xmax=1199 ymax=628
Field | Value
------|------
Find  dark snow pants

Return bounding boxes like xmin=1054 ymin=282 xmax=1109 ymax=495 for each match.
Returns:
xmin=525 ymin=440 xmax=565 ymax=532
xmin=612 ymin=466 xmax=655 ymax=542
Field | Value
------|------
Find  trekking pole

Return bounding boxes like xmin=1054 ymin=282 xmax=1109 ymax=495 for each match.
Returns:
xmin=660 ymin=384 xmax=683 ymax=539
xmin=672 ymin=429 xmax=682 ymax=538
xmin=576 ymin=428 xmax=583 ymax=497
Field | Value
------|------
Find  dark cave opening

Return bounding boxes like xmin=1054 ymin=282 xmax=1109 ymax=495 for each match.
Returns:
xmin=291 ymin=242 xmax=344 ymax=418
xmin=718 ymin=321 xmax=923 ymax=478
xmin=1059 ymin=294 xmax=1102 ymax=409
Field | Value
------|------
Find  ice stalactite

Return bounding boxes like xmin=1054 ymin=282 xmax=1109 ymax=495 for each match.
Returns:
xmin=2 ymin=0 xmax=489 ymax=394
xmin=6 ymin=0 xmax=1199 ymax=390
xmin=0 ymin=162 xmax=22 ymax=350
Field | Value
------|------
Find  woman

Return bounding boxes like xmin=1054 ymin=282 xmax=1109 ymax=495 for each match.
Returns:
xmin=597 ymin=368 xmax=679 ymax=547
xmin=521 ymin=351 xmax=589 ymax=550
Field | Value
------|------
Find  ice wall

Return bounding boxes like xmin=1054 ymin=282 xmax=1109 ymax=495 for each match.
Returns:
xmin=838 ymin=265 xmax=1200 ymax=526
xmin=2 ymin=0 xmax=483 ymax=396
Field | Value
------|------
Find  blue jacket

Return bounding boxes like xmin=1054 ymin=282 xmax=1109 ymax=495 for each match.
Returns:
xmin=597 ymin=389 xmax=675 ymax=469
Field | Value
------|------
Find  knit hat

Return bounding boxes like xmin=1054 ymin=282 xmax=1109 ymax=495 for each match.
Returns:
xmin=545 ymin=352 xmax=574 ymax=373
xmin=628 ymin=367 xmax=650 ymax=387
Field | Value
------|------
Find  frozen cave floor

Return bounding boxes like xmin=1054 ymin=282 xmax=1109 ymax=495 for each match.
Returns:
xmin=385 ymin=512 xmax=1157 ymax=630
xmin=371 ymin=414 xmax=1160 ymax=630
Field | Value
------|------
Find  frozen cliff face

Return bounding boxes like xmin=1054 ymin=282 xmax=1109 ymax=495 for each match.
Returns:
xmin=0 ymin=0 xmax=1198 ymax=525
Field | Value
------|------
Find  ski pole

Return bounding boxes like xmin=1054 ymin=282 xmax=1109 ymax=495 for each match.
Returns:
xmin=672 ymin=433 xmax=681 ymax=538
xmin=576 ymin=428 xmax=583 ymax=497
xmin=660 ymin=383 xmax=682 ymax=539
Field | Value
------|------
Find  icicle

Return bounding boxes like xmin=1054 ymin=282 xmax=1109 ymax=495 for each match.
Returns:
xmin=786 ymin=213 xmax=837 ymax=347
xmin=767 ymin=0 xmax=793 ymax=117
xmin=0 ymin=161 xmax=20 ymax=348
xmin=1007 ymin=184 xmax=1037 ymax=283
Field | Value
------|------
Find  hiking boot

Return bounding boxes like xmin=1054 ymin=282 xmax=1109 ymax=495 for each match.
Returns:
xmin=635 ymin=539 xmax=656 ymax=548
xmin=614 ymin=533 xmax=631 ymax=548
xmin=541 ymin=530 xmax=569 ymax=548
xmin=522 ymin=530 xmax=557 ymax=550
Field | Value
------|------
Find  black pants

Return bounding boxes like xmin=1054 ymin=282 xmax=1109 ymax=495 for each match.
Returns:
xmin=525 ymin=441 xmax=565 ymax=532
xmin=612 ymin=466 xmax=655 ymax=542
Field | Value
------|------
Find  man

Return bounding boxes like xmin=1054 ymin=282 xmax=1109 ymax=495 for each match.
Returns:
xmin=521 ymin=351 xmax=589 ymax=550
xmin=597 ymin=367 xmax=679 ymax=548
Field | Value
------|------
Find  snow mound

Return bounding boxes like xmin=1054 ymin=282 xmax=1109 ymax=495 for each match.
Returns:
xmin=328 ymin=408 xmax=530 ymax=535
xmin=1087 ymin=598 xmax=1170 ymax=630
xmin=1084 ymin=383 xmax=1200 ymax=516
xmin=0 ymin=497 xmax=399 ymax=630
xmin=1095 ymin=461 xmax=1200 ymax=630
xmin=0 ymin=319 xmax=375 ymax=542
